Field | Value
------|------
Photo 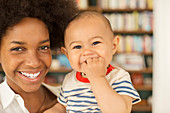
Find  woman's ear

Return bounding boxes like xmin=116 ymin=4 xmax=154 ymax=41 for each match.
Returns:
xmin=0 ymin=52 xmax=1 ymax=63
xmin=61 ymin=47 xmax=69 ymax=58
xmin=112 ymin=35 xmax=119 ymax=55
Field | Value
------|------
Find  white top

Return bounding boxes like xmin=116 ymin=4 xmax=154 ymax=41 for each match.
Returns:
xmin=58 ymin=66 xmax=141 ymax=113
xmin=0 ymin=80 xmax=61 ymax=113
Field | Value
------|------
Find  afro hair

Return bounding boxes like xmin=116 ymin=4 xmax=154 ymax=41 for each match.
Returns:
xmin=0 ymin=0 xmax=78 ymax=49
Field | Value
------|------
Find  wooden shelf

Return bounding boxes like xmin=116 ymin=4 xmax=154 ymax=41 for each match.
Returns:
xmin=134 ymin=85 xmax=152 ymax=91
xmin=80 ymin=7 xmax=153 ymax=13
xmin=132 ymin=105 xmax=152 ymax=112
xmin=113 ymin=30 xmax=153 ymax=35
xmin=132 ymin=99 xmax=152 ymax=111
xmin=116 ymin=52 xmax=153 ymax=55
xmin=45 ymin=83 xmax=61 ymax=86
xmin=49 ymin=67 xmax=72 ymax=73
xmin=102 ymin=8 xmax=153 ymax=12
xmin=79 ymin=6 xmax=99 ymax=12
xmin=127 ymin=68 xmax=152 ymax=73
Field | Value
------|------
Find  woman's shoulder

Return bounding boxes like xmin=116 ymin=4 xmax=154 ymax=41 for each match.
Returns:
xmin=42 ymin=83 xmax=61 ymax=97
xmin=44 ymin=102 xmax=66 ymax=113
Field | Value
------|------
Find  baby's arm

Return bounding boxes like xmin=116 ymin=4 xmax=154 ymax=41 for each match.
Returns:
xmin=81 ymin=57 xmax=132 ymax=113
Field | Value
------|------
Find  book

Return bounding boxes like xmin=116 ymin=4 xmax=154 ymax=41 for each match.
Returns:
xmin=76 ymin=0 xmax=88 ymax=9
xmin=125 ymin=35 xmax=133 ymax=52
xmin=143 ymin=35 xmax=153 ymax=53
xmin=44 ymin=75 xmax=57 ymax=84
xmin=113 ymin=53 xmax=146 ymax=70
xmin=109 ymin=0 xmax=118 ymax=9
xmin=131 ymin=73 xmax=144 ymax=85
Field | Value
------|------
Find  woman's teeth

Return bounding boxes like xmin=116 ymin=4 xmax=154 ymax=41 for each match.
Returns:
xmin=21 ymin=72 xmax=40 ymax=79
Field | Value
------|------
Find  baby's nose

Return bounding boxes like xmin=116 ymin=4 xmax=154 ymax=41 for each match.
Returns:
xmin=80 ymin=50 xmax=99 ymax=63
xmin=82 ymin=49 xmax=94 ymax=56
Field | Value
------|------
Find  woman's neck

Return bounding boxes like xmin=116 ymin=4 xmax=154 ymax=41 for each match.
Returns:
xmin=22 ymin=86 xmax=46 ymax=113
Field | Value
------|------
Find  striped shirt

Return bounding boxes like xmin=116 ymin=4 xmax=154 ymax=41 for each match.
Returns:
xmin=58 ymin=65 xmax=141 ymax=113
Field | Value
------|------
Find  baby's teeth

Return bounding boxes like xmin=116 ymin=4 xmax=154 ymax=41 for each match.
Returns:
xmin=21 ymin=72 xmax=40 ymax=79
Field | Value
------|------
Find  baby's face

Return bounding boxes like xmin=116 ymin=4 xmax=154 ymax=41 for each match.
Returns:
xmin=62 ymin=16 xmax=118 ymax=72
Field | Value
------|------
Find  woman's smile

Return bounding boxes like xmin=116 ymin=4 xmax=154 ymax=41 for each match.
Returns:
xmin=20 ymin=71 xmax=40 ymax=79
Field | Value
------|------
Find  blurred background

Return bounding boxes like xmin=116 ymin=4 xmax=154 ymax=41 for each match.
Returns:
xmin=0 ymin=0 xmax=169 ymax=113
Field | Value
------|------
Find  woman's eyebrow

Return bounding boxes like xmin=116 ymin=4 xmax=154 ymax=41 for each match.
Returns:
xmin=10 ymin=41 xmax=25 ymax=44
xmin=39 ymin=39 xmax=50 ymax=44
xmin=10 ymin=39 xmax=50 ymax=45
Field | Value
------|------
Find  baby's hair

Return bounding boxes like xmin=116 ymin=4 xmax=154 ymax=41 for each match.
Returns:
xmin=0 ymin=0 xmax=78 ymax=49
xmin=63 ymin=11 xmax=113 ymax=46
xmin=66 ymin=11 xmax=113 ymax=32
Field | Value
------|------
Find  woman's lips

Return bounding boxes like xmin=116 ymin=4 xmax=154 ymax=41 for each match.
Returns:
xmin=20 ymin=71 xmax=40 ymax=79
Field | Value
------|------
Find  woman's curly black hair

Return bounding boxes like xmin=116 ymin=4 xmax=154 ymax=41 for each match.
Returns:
xmin=0 ymin=0 xmax=78 ymax=49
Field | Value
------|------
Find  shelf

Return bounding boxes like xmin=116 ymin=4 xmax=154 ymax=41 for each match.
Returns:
xmin=113 ymin=30 xmax=153 ymax=35
xmin=80 ymin=7 xmax=153 ymax=13
xmin=132 ymin=105 xmax=152 ymax=112
xmin=49 ymin=67 xmax=72 ymax=73
xmin=134 ymin=85 xmax=152 ymax=91
xmin=45 ymin=83 xmax=61 ymax=86
xmin=127 ymin=68 xmax=152 ymax=73
xmin=79 ymin=6 xmax=99 ymax=11
xmin=102 ymin=8 xmax=153 ymax=13
xmin=132 ymin=99 xmax=152 ymax=111
xmin=116 ymin=52 xmax=153 ymax=56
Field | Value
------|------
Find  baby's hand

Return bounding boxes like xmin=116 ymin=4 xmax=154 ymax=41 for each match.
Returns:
xmin=81 ymin=57 xmax=107 ymax=80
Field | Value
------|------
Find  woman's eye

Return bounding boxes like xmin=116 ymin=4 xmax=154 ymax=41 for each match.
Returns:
xmin=10 ymin=47 xmax=24 ymax=51
xmin=92 ymin=41 xmax=100 ymax=45
xmin=73 ymin=45 xmax=82 ymax=49
xmin=39 ymin=46 xmax=50 ymax=50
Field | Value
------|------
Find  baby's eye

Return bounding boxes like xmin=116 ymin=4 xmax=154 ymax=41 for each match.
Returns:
xmin=92 ymin=41 xmax=101 ymax=46
xmin=73 ymin=45 xmax=82 ymax=49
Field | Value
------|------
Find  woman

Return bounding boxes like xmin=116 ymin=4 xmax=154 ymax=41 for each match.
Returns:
xmin=0 ymin=0 xmax=78 ymax=113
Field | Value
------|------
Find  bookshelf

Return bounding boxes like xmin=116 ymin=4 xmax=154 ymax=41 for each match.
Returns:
xmin=0 ymin=0 xmax=153 ymax=112
xmin=75 ymin=0 xmax=153 ymax=113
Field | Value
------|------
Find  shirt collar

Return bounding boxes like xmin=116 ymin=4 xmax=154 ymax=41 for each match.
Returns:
xmin=0 ymin=80 xmax=60 ymax=112
xmin=76 ymin=64 xmax=114 ymax=83
xmin=0 ymin=80 xmax=15 ymax=109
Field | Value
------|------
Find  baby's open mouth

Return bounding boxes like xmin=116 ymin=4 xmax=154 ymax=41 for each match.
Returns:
xmin=20 ymin=71 xmax=40 ymax=79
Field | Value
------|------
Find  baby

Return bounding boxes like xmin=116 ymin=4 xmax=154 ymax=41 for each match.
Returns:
xmin=58 ymin=11 xmax=141 ymax=113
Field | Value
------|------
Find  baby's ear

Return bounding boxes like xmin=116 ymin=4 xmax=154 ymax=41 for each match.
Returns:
xmin=61 ymin=47 xmax=68 ymax=58
xmin=112 ymin=35 xmax=119 ymax=55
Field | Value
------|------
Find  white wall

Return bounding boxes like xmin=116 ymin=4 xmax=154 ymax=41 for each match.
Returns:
xmin=153 ymin=0 xmax=170 ymax=113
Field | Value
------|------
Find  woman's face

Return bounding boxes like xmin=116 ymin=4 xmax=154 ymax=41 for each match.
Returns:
xmin=0 ymin=18 xmax=52 ymax=93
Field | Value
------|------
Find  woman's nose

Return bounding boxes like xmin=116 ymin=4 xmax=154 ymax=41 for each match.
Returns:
xmin=25 ymin=51 xmax=41 ymax=68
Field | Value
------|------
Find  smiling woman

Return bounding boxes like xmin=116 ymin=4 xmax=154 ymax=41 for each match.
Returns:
xmin=0 ymin=0 xmax=78 ymax=113
xmin=1 ymin=18 xmax=52 ymax=93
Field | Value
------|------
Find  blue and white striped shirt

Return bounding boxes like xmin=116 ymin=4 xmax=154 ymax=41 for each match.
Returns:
xmin=58 ymin=66 xmax=141 ymax=113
